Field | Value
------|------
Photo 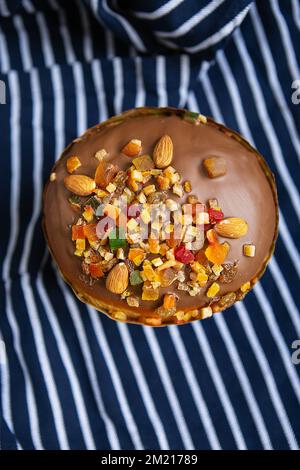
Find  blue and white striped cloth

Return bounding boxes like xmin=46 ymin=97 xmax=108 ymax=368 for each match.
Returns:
xmin=1 ymin=0 xmax=300 ymax=450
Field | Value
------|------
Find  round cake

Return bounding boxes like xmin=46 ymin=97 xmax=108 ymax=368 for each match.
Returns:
xmin=43 ymin=107 xmax=278 ymax=326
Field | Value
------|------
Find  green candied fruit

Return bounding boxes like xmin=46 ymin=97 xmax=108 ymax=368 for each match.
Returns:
xmin=130 ymin=270 xmax=143 ymax=286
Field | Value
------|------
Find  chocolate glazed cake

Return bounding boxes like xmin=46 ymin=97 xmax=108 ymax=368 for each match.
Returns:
xmin=43 ymin=108 xmax=278 ymax=326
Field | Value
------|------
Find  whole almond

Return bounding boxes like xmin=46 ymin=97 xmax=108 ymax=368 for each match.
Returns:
xmin=215 ymin=217 xmax=248 ymax=239
xmin=64 ymin=174 xmax=96 ymax=196
xmin=106 ymin=262 xmax=129 ymax=294
xmin=153 ymin=135 xmax=173 ymax=168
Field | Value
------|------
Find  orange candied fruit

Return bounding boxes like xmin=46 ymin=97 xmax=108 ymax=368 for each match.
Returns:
xmin=205 ymin=243 xmax=229 ymax=265
xmin=89 ymin=262 xmax=104 ymax=279
xmin=83 ymin=223 xmax=98 ymax=242
xmin=163 ymin=294 xmax=176 ymax=309
xmin=67 ymin=155 xmax=81 ymax=174
xmin=72 ymin=225 xmax=85 ymax=240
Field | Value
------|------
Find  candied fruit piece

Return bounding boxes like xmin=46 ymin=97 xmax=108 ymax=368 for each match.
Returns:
xmin=89 ymin=262 xmax=104 ymax=279
xmin=72 ymin=225 xmax=85 ymax=240
xmin=67 ymin=156 xmax=81 ymax=174
xmin=207 ymin=282 xmax=220 ymax=298
xmin=205 ymin=243 xmax=229 ymax=265
xmin=94 ymin=160 xmax=119 ymax=189
xmin=203 ymin=156 xmax=227 ymax=178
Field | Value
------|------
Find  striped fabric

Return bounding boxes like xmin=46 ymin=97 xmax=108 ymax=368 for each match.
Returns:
xmin=0 ymin=0 xmax=300 ymax=450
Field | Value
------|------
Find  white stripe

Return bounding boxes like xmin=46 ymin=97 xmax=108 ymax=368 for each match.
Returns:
xmin=36 ymin=13 xmax=55 ymax=66
xmin=0 ymin=0 xmax=9 ymax=16
xmin=102 ymin=0 xmax=146 ymax=52
xmin=178 ymin=55 xmax=190 ymax=108
xmin=0 ymin=25 xmax=10 ymax=73
xmin=187 ymin=90 xmax=199 ymax=114
xmin=73 ymin=61 xmax=87 ymax=136
xmin=198 ymin=62 xmax=223 ymax=122
xmin=134 ymin=56 xmax=146 ymax=108
xmin=133 ymin=0 xmax=184 ymax=20
xmin=22 ymin=0 xmax=35 ymax=13
xmin=192 ymin=322 xmax=247 ymax=449
xmin=254 ymin=282 xmax=300 ymax=402
xmin=76 ymin=0 xmax=93 ymax=62
xmin=48 ymin=0 xmax=76 ymax=64
xmin=91 ymin=59 xmax=108 ymax=122
xmin=235 ymin=302 xmax=299 ymax=449
xmin=87 ymin=307 xmax=144 ymax=449
xmin=56 ymin=274 xmax=120 ymax=449
xmin=51 ymin=65 xmax=65 ymax=158
xmin=2 ymin=71 xmax=43 ymax=450
xmin=36 ymin=269 xmax=97 ymax=450
xmin=12 ymin=15 xmax=32 ymax=71
xmin=213 ymin=316 xmax=273 ymax=450
xmin=113 ymin=57 xmax=123 ymax=115
xmin=216 ymin=50 xmax=253 ymax=142
xmin=271 ymin=0 xmax=300 ymax=80
xmin=250 ymin=5 xmax=300 ymax=162
xmin=163 ymin=5 xmax=251 ymax=53
xmin=143 ymin=328 xmax=194 ymax=450
xmin=17 ymin=67 xmax=70 ymax=449
xmin=0 ymin=332 xmax=22 ymax=449
xmin=156 ymin=56 xmax=168 ymax=106
xmin=291 ymin=0 xmax=300 ymax=29
xmin=231 ymin=33 xmax=300 ymax=220
xmin=168 ymin=327 xmax=221 ymax=449
xmin=117 ymin=324 xmax=170 ymax=450
xmin=156 ymin=0 xmax=225 ymax=38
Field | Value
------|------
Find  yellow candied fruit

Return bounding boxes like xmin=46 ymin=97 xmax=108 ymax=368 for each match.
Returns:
xmin=175 ymin=311 xmax=185 ymax=321
xmin=196 ymin=271 xmax=208 ymax=286
xmin=152 ymin=257 xmax=163 ymax=267
xmin=142 ymin=288 xmax=159 ymax=301
xmin=240 ymin=281 xmax=251 ymax=293
xmin=143 ymin=184 xmax=156 ymax=196
xmin=143 ymin=265 xmax=157 ymax=281
xmin=133 ymin=255 xmax=144 ymax=266
xmin=145 ymin=317 xmax=162 ymax=326
xmin=148 ymin=237 xmax=160 ymax=254
xmin=243 ymin=244 xmax=256 ymax=257
xmin=207 ymin=282 xmax=220 ymax=298
xmin=183 ymin=312 xmax=192 ymax=322
xmin=76 ymin=238 xmax=85 ymax=252
xmin=82 ymin=206 xmax=94 ymax=222
xmin=106 ymin=182 xmax=116 ymax=193
xmin=190 ymin=261 xmax=206 ymax=274
xmin=212 ymin=264 xmax=223 ymax=276
xmin=141 ymin=208 xmax=151 ymax=224
xmin=183 ymin=180 xmax=192 ymax=193
xmin=113 ymin=311 xmax=127 ymax=321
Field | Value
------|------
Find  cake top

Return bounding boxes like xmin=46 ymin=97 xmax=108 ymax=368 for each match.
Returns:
xmin=43 ymin=108 xmax=277 ymax=325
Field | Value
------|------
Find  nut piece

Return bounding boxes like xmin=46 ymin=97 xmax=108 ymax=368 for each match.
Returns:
xmin=215 ymin=217 xmax=248 ymax=239
xmin=106 ymin=262 xmax=129 ymax=294
xmin=243 ymin=244 xmax=256 ymax=257
xmin=199 ymin=306 xmax=213 ymax=320
xmin=95 ymin=149 xmax=108 ymax=161
xmin=203 ymin=156 xmax=227 ymax=178
xmin=64 ymin=174 xmax=96 ymax=196
xmin=66 ymin=156 xmax=81 ymax=174
xmin=122 ymin=139 xmax=142 ymax=157
xmin=50 ymin=172 xmax=56 ymax=182
xmin=153 ymin=135 xmax=173 ymax=168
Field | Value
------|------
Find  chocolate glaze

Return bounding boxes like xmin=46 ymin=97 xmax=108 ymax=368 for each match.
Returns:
xmin=43 ymin=109 xmax=278 ymax=315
